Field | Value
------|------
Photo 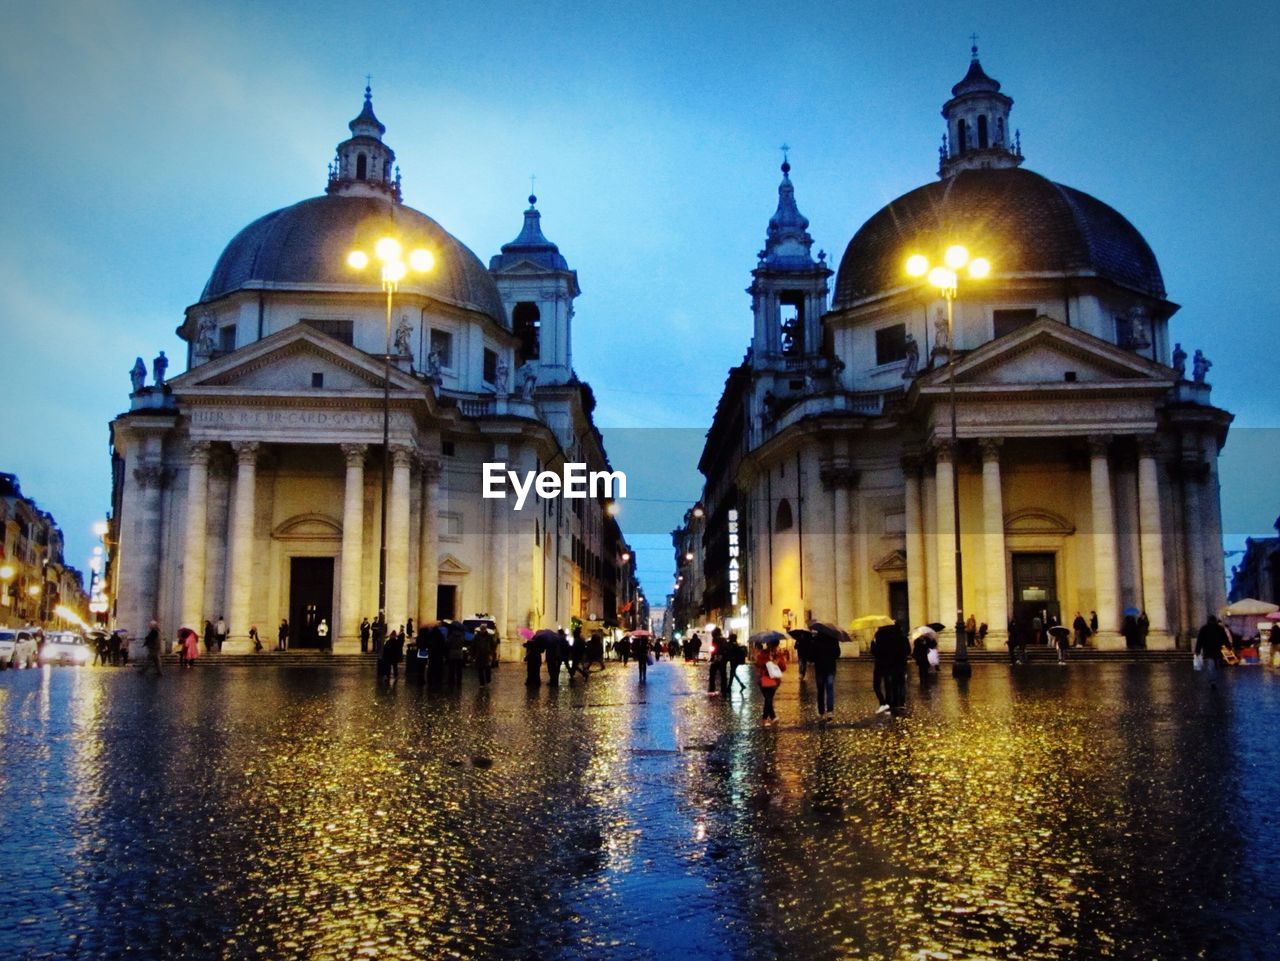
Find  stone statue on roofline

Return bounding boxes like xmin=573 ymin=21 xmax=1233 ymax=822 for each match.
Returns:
xmin=195 ymin=316 xmax=217 ymax=359
xmin=393 ymin=316 xmax=413 ymax=357
xmin=425 ymin=347 xmax=443 ymax=388
xmin=130 ymin=357 xmax=147 ymax=393
xmin=1192 ymin=349 xmax=1212 ymax=384
xmin=902 ymin=331 xmax=919 ymax=379
xmin=1171 ymin=342 xmax=1187 ymax=380
xmin=152 ymin=351 xmax=168 ymax=388
xmin=494 ymin=355 xmax=510 ymax=397
xmin=518 ymin=361 xmax=538 ymax=400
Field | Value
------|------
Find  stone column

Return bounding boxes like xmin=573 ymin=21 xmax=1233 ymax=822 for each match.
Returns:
xmin=489 ymin=442 xmax=511 ymax=637
xmin=1136 ymin=437 xmax=1170 ymax=641
xmin=339 ymin=444 xmax=366 ymax=646
xmin=934 ymin=441 xmax=959 ymax=647
xmin=227 ymin=441 xmax=260 ymax=645
xmin=1203 ymin=453 xmax=1228 ymax=616
xmin=123 ymin=460 xmax=167 ymax=645
xmin=417 ymin=456 xmax=441 ymax=624
xmin=980 ymin=439 xmax=1008 ymax=644
xmin=1181 ymin=458 xmax=1208 ymax=635
xmin=385 ymin=444 xmax=413 ymax=631
xmin=179 ymin=441 xmax=211 ymax=630
xmin=902 ymin=456 xmax=927 ymax=632
xmin=825 ymin=441 xmax=854 ymax=630
xmin=1089 ymin=436 xmax=1120 ymax=644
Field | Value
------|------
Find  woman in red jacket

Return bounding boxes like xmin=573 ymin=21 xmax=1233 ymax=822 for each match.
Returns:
xmin=755 ymin=640 xmax=788 ymax=725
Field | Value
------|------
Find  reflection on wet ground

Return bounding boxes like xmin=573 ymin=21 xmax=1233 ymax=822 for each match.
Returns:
xmin=1 ymin=659 xmax=1276 ymax=960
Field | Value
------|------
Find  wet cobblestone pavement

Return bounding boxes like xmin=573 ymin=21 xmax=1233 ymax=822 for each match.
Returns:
xmin=1 ymin=659 xmax=1277 ymax=960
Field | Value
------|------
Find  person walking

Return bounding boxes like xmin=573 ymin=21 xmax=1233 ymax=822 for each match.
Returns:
xmin=869 ymin=625 xmax=892 ymax=712
xmin=633 ymin=632 xmax=651 ymax=683
xmin=277 ymin=619 xmax=289 ymax=651
xmin=546 ymin=630 xmax=565 ymax=686
xmin=812 ymin=627 xmax=841 ymax=720
xmin=142 ymin=621 xmax=163 ymax=677
xmin=911 ymin=632 xmax=931 ymax=681
xmin=446 ymin=622 xmax=466 ymax=690
xmin=870 ymin=622 xmax=909 ymax=713
xmin=380 ymin=628 xmax=403 ymax=683
xmin=472 ymin=625 xmax=495 ymax=687
xmin=523 ymin=632 xmax=543 ymax=687
xmin=793 ymin=629 xmax=812 ymax=680
xmin=359 ymin=617 xmax=371 ymax=654
xmin=1072 ymin=612 xmax=1089 ymax=648
xmin=1055 ymin=626 xmax=1069 ymax=664
xmin=707 ymin=628 xmax=729 ymax=697
xmin=317 ymin=618 xmax=331 ymax=653
xmin=1195 ymin=615 xmax=1229 ymax=685
xmin=182 ymin=625 xmax=200 ymax=668
xmin=214 ymin=616 xmax=228 ymax=653
xmin=728 ymin=633 xmax=748 ymax=692
xmin=249 ymin=625 xmax=263 ymax=652
xmin=965 ymin=614 xmax=978 ymax=648
xmin=569 ymin=625 xmax=588 ymax=682
xmin=755 ymin=640 xmax=787 ymax=725
xmin=204 ymin=619 xmax=216 ymax=655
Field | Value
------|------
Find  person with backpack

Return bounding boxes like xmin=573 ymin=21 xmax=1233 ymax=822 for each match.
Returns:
xmin=755 ymin=639 xmax=788 ymax=725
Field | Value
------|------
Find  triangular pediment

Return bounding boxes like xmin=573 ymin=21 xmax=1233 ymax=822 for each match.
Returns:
xmin=919 ymin=317 xmax=1175 ymax=389
xmin=873 ymin=549 xmax=907 ymax=573
xmin=171 ymin=324 xmax=427 ymax=395
xmin=438 ymin=553 xmax=471 ymax=575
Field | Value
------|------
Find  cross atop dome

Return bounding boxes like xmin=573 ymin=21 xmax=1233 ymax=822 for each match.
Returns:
xmin=938 ymin=43 xmax=1023 ymax=178
xmin=763 ymin=151 xmax=815 ymax=269
xmin=327 ymin=84 xmax=401 ymax=201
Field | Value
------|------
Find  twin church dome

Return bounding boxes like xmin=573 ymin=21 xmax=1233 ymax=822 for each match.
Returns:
xmin=197 ymin=52 xmax=1167 ymax=336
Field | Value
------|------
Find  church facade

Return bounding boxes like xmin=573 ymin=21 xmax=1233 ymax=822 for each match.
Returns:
xmin=690 ymin=50 xmax=1232 ymax=650
xmin=108 ymin=89 xmax=634 ymax=653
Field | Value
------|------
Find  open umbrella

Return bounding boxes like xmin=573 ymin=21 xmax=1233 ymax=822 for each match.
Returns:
xmin=531 ymin=629 xmax=560 ymax=646
xmin=627 ymin=629 xmax=654 ymax=638
xmin=910 ymin=625 xmax=937 ymax=642
xmin=750 ymin=630 xmax=788 ymax=647
xmin=1123 ymin=606 xmax=1141 ymax=617
xmin=517 ymin=627 xmax=535 ymax=640
xmin=849 ymin=614 xmax=893 ymax=632
xmin=810 ymin=622 xmax=851 ymax=645
xmin=1048 ymin=625 xmax=1071 ymax=638
xmin=927 ymin=622 xmax=946 ymax=632
xmin=1222 ymin=598 xmax=1279 ymax=617
xmin=1265 ymin=611 xmax=1280 ymax=621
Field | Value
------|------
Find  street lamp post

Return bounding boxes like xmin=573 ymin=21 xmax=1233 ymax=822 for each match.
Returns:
xmin=906 ymin=246 xmax=991 ymax=679
xmin=346 ymin=238 xmax=434 ymax=636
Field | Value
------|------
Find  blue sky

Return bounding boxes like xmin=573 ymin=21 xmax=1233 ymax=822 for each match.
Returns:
xmin=2 ymin=0 xmax=1278 ymax=602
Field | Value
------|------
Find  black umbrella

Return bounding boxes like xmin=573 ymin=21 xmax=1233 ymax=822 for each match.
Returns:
xmin=531 ymin=629 xmax=560 ymax=645
xmin=750 ymin=630 xmax=788 ymax=646
xmin=809 ymin=622 xmax=850 ymax=644
xmin=1047 ymin=625 xmax=1071 ymax=637
xmin=927 ymin=622 xmax=946 ymax=632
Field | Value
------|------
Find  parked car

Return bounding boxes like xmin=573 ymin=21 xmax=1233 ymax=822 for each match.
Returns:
xmin=0 ymin=628 xmax=39 ymax=669
xmin=39 ymin=631 xmax=91 ymax=667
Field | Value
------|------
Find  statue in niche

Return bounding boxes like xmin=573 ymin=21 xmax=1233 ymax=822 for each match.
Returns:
xmin=933 ymin=306 xmax=950 ymax=353
xmin=1122 ymin=306 xmax=1151 ymax=349
xmin=902 ymin=331 xmax=919 ymax=379
xmin=425 ymin=347 xmax=443 ymax=387
xmin=393 ymin=316 xmax=413 ymax=357
xmin=152 ymin=351 xmax=168 ymax=388
xmin=494 ymin=355 xmax=510 ymax=396
xmin=1192 ymin=349 xmax=1212 ymax=384
xmin=762 ymin=390 xmax=778 ymax=422
xmin=1172 ymin=342 xmax=1187 ymax=380
xmin=195 ymin=316 xmax=216 ymax=358
xmin=129 ymin=357 xmax=147 ymax=393
xmin=518 ymin=361 xmax=538 ymax=400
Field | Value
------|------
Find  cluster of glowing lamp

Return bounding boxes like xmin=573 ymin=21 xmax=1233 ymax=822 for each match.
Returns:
xmin=346 ymin=237 xmax=434 ymax=286
xmin=904 ymin=245 xmax=990 ymax=295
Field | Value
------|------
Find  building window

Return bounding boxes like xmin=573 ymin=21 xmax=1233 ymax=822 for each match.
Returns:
xmin=483 ymin=348 xmax=498 ymax=385
xmin=875 ymin=323 xmax=907 ymax=365
xmin=429 ymin=329 xmax=453 ymax=369
xmin=512 ymin=302 xmax=540 ymax=362
xmin=775 ymin=499 xmax=793 ymax=531
xmin=956 ymin=118 xmax=968 ymax=154
xmin=219 ymin=325 xmax=236 ymax=352
xmin=440 ymin=512 xmax=463 ymax=542
xmin=356 ymin=153 xmax=367 ymax=179
xmin=993 ymin=309 xmax=1038 ymax=340
xmin=978 ymin=114 xmax=989 ymax=149
xmin=300 ymin=318 xmax=354 ymax=346
xmin=311 ymin=372 xmax=324 ymax=388
xmin=779 ymin=292 xmax=804 ymax=356
xmin=442 ymin=440 xmax=456 ymax=457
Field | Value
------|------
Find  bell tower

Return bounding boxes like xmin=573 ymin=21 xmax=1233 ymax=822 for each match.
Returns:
xmin=326 ymin=85 xmax=401 ymax=201
xmin=489 ymin=193 xmax=580 ymax=386
xmin=939 ymin=41 xmax=1024 ymax=178
xmin=748 ymin=154 xmax=830 ymax=366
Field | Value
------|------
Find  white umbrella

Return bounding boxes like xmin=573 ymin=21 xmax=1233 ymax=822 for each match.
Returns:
xmin=1221 ymin=598 xmax=1279 ymax=617
xmin=910 ymin=625 xmax=937 ymax=641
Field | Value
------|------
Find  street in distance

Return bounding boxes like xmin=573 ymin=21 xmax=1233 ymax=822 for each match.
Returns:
xmin=482 ymin=463 xmax=626 ymax=510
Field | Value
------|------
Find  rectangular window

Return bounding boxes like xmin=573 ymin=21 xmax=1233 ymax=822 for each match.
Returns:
xmin=310 ymin=372 xmax=324 ymax=388
xmin=429 ymin=329 xmax=453 ymax=369
xmin=440 ymin=512 xmax=463 ymax=542
xmin=219 ymin=324 xmax=237 ymax=352
xmin=300 ymin=318 xmax=354 ymax=345
xmin=993 ymin=309 xmax=1037 ymax=340
xmin=483 ymin=348 xmax=498 ymax=385
xmin=874 ymin=323 xmax=907 ymax=365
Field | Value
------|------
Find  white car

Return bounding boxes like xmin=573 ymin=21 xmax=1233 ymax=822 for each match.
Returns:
xmin=0 ymin=628 xmax=39 ymax=669
xmin=39 ymin=631 xmax=91 ymax=667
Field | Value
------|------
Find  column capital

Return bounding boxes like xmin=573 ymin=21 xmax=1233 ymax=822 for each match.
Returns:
xmin=1086 ymin=435 xmax=1113 ymax=457
xmin=389 ymin=444 xmax=414 ymax=469
xmin=187 ymin=440 xmax=212 ymax=467
xmin=417 ymin=454 xmax=443 ymax=480
xmin=978 ymin=437 xmax=1003 ymax=462
xmin=340 ymin=443 xmax=367 ymax=468
xmin=932 ymin=438 xmax=955 ymax=464
xmin=1135 ymin=434 xmax=1160 ymax=458
xmin=231 ymin=441 xmax=261 ymax=465
xmin=133 ymin=464 xmax=168 ymax=489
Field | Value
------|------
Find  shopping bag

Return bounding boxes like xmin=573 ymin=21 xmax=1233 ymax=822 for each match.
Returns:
xmin=1192 ymin=653 xmax=1204 ymax=671
xmin=927 ymin=649 xmax=940 ymax=668
xmin=765 ymin=660 xmax=783 ymax=680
